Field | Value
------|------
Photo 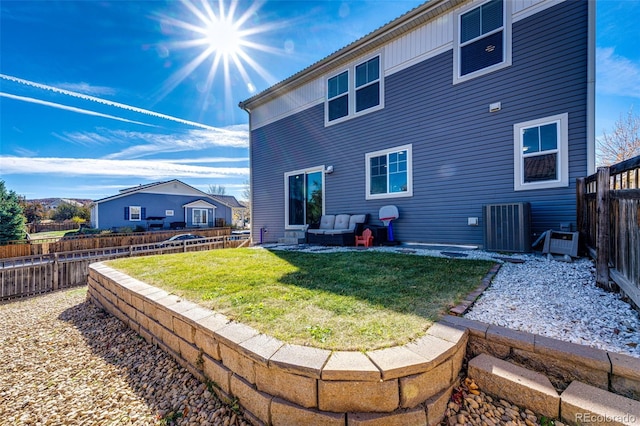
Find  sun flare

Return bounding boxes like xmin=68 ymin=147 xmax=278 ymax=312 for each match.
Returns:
xmin=155 ymin=0 xmax=282 ymax=120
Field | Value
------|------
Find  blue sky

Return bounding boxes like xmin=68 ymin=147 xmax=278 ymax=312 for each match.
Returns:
xmin=1 ymin=0 xmax=639 ymax=201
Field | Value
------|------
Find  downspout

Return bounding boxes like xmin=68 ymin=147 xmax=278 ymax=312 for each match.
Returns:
xmin=586 ymin=0 xmax=596 ymax=174
xmin=238 ymin=100 xmax=253 ymax=244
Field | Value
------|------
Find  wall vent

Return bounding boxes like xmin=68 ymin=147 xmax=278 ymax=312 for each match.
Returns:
xmin=483 ymin=202 xmax=532 ymax=253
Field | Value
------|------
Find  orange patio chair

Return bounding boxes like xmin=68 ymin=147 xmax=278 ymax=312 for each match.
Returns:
xmin=355 ymin=228 xmax=374 ymax=248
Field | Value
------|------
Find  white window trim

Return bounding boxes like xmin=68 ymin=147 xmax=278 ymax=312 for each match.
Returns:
xmin=453 ymin=0 xmax=512 ymax=85
xmin=284 ymin=166 xmax=326 ymax=230
xmin=513 ymin=113 xmax=569 ymax=191
xmin=129 ymin=206 xmax=141 ymax=221
xmin=192 ymin=208 xmax=208 ymax=225
xmin=325 ymin=52 xmax=384 ymax=126
xmin=165 ymin=209 xmax=174 ymax=216
xmin=365 ymin=144 xmax=413 ymax=200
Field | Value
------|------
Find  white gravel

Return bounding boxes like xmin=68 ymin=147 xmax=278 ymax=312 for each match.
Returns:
xmin=266 ymin=244 xmax=640 ymax=358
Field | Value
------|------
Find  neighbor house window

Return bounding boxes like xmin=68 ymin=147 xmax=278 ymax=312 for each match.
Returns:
xmin=165 ymin=209 xmax=174 ymax=216
xmin=192 ymin=208 xmax=208 ymax=225
xmin=285 ymin=167 xmax=324 ymax=228
xmin=365 ymin=144 xmax=413 ymax=200
xmin=454 ymin=0 xmax=511 ymax=84
xmin=514 ymin=113 xmax=569 ymax=191
xmin=128 ymin=206 xmax=141 ymax=221
xmin=326 ymin=53 xmax=383 ymax=125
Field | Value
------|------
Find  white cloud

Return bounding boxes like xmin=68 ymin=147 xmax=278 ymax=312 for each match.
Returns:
xmin=0 ymin=74 xmax=229 ymax=130
xmin=596 ymin=47 xmax=640 ymax=98
xmin=0 ymin=156 xmax=249 ymax=179
xmin=0 ymin=92 xmax=154 ymax=127
xmin=54 ymin=125 xmax=249 ymax=158
xmin=55 ymin=82 xmax=116 ymax=96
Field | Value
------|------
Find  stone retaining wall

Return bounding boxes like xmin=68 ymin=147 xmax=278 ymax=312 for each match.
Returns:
xmin=441 ymin=315 xmax=640 ymax=401
xmin=87 ymin=263 xmax=469 ymax=426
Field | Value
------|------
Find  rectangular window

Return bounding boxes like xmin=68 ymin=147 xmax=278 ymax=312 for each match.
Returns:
xmin=454 ymin=0 xmax=511 ymax=84
xmin=366 ymin=144 xmax=413 ymax=200
xmin=514 ymin=113 xmax=569 ymax=191
xmin=326 ymin=53 xmax=383 ymax=125
xmin=285 ymin=167 xmax=324 ymax=228
xmin=355 ymin=56 xmax=380 ymax=112
xmin=165 ymin=209 xmax=174 ymax=216
xmin=327 ymin=71 xmax=349 ymax=121
xmin=129 ymin=206 xmax=141 ymax=221
xmin=192 ymin=208 xmax=208 ymax=225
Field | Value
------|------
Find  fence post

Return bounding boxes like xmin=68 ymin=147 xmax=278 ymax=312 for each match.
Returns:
xmin=596 ymin=167 xmax=611 ymax=289
xmin=52 ymin=253 xmax=59 ymax=291
xmin=576 ymin=177 xmax=586 ymax=247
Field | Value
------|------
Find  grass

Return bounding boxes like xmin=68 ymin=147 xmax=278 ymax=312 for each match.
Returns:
xmin=28 ymin=230 xmax=69 ymax=239
xmin=107 ymin=248 xmax=494 ymax=351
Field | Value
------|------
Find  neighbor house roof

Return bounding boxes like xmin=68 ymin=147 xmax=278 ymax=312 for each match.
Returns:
xmin=209 ymin=195 xmax=246 ymax=209
xmin=92 ymin=179 xmax=212 ymax=204
xmin=239 ymin=0 xmax=457 ymax=110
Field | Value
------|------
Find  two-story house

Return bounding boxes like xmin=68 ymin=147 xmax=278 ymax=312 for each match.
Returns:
xmin=239 ymin=0 xmax=595 ymax=248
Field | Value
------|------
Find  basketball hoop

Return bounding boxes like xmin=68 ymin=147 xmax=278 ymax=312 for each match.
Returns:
xmin=378 ymin=205 xmax=399 ymax=243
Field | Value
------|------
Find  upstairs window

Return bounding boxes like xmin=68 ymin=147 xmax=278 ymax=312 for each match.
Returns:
xmin=454 ymin=0 xmax=511 ymax=84
xmin=326 ymin=54 xmax=383 ymax=125
xmin=328 ymin=71 xmax=349 ymax=121
xmin=365 ymin=144 xmax=413 ymax=200
xmin=514 ymin=113 xmax=569 ymax=191
xmin=355 ymin=56 xmax=380 ymax=112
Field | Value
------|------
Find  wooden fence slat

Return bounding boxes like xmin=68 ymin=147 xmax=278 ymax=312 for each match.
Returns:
xmin=580 ymin=156 xmax=640 ymax=310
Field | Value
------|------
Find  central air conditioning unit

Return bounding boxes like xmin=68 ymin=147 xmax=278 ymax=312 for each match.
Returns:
xmin=483 ymin=202 xmax=531 ymax=253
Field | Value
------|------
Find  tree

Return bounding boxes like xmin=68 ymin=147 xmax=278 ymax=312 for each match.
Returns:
xmin=51 ymin=202 xmax=90 ymax=222
xmin=208 ymin=184 xmax=226 ymax=195
xmin=0 ymin=181 xmax=26 ymax=242
xmin=597 ymin=108 xmax=640 ymax=166
xmin=19 ymin=198 xmax=46 ymax=223
xmin=240 ymin=180 xmax=251 ymax=225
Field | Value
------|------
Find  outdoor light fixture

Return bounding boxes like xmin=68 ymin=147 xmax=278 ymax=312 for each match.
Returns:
xmin=325 ymin=165 xmax=334 ymax=174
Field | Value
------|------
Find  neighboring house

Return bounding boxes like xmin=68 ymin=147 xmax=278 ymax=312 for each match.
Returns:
xmin=239 ymin=0 xmax=595 ymax=247
xmin=209 ymin=195 xmax=248 ymax=228
xmin=90 ymin=180 xmax=234 ymax=231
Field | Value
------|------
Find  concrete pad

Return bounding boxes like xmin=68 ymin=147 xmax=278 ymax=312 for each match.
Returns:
xmin=561 ymin=381 xmax=640 ymax=426
xmin=468 ymin=353 xmax=559 ymax=418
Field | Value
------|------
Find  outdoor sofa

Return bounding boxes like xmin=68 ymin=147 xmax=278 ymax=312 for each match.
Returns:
xmin=306 ymin=214 xmax=368 ymax=246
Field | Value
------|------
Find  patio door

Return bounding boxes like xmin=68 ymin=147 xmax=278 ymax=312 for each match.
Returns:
xmin=285 ymin=168 xmax=324 ymax=229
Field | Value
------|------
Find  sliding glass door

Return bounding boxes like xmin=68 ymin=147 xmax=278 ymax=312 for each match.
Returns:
xmin=285 ymin=168 xmax=324 ymax=228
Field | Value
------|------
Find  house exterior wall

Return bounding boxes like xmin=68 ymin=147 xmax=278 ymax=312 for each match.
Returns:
xmin=248 ymin=0 xmax=589 ymax=247
xmin=95 ymin=193 xmax=231 ymax=231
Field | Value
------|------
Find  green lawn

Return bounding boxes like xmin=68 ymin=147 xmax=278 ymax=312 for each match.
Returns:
xmin=107 ymin=248 xmax=493 ymax=351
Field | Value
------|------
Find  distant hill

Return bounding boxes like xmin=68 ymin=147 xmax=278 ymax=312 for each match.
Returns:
xmin=27 ymin=198 xmax=93 ymax=210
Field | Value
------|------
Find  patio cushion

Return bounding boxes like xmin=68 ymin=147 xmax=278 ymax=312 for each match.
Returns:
xmin=318 ymin=215 xmax=336 ymax=229
xmin=348 ymin=214 xmax=367 ymax=230
xmin=334 ymin=214 xmax=350 ymax=230
xmin=307 ymin=228 xmax=326 ymax=235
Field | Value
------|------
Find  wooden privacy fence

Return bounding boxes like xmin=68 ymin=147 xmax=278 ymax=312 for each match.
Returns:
xmin=0 ymin=234 xmax=249 ymax=301
xmin=0 ymin=227 xmax=233 ymax=259
xmin=577 ymin=155 xmax=640 ymax=309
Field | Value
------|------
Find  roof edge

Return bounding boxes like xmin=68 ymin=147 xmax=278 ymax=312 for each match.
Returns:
xmin=239 ymin=0 xmax=458 ymax=110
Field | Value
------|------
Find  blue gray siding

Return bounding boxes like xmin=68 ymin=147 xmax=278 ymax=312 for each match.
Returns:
xmin=251 ymin=1 xmax=588 ymax=246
